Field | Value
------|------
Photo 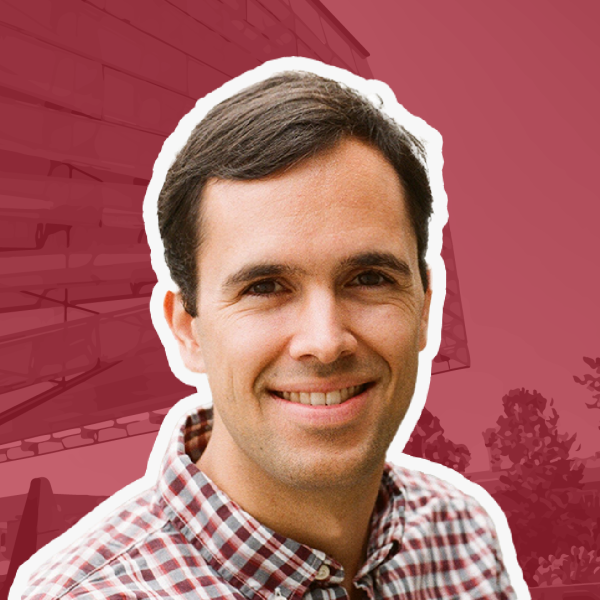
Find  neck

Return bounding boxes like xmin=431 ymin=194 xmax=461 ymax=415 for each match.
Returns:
xmin=197 ymin=414 xmax=384 ymax=596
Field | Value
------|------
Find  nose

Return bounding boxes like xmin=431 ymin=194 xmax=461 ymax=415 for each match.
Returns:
xmin=288 ymin=289 xmax=358 ymax=364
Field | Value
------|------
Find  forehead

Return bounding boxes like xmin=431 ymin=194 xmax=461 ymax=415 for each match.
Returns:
xmin=199 ymin=139 xmax=416 ymax=274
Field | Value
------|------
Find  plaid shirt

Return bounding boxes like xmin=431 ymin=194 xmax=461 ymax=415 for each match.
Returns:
xmin=22 ymin=407 xmax=516 ymax=599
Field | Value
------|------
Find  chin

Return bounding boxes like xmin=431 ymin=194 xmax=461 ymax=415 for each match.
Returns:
xmin=269 ymin=445 xmax=387 ymax=492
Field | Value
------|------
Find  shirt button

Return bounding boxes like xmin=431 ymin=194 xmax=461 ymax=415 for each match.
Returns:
xmin=315 ymin=564 xmax=330 ymax=581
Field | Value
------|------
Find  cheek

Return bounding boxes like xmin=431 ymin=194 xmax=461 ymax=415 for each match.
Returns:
xmin=201 ymin=312 xmax=289 ymax=381
xmin=233 ymin=311 xmax=290 ymax=352
xmin=356 ymin=304 xmax=422 ymax=353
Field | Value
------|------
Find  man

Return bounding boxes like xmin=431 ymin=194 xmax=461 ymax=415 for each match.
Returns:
xmin=18 ymin=64 xmax=520 ymax=599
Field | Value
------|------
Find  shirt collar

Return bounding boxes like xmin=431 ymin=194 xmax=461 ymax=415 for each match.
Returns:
xmin=158 ymin=407 xmax=406 ymax=600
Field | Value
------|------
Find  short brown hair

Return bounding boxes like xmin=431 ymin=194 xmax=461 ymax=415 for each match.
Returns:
xmin=158 ymin=71 xmax=433 ymax=316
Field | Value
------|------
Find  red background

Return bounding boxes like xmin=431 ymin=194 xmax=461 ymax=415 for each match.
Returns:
xmin=0 ymin=0 xmax=599 ymax=593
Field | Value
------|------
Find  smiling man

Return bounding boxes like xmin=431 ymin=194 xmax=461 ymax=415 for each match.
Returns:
xmin=19 ymin=66 xmax=519 ymax=600
xmin=167 ymin=137 xmax=430 ymax=595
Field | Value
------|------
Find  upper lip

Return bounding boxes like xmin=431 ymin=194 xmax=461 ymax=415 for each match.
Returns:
xmin=268 ymin=380 xmax=374 ymax=394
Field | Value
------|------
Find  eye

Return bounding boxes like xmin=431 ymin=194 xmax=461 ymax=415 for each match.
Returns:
xmin=349 ymin=270 xmax=393 ymax=287
xmin=244 ymin=279 xmax=285 ymax=296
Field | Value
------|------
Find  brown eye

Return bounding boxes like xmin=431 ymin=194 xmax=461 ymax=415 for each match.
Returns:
xmin=246 ymin=280 xmax=282 ymax=296
xmin=352 ymin=271 xmax=390 ymax=287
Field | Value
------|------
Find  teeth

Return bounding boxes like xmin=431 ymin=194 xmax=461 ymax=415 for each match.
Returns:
xmin=326 ymin=390 xmax=341 ymax=406
xmin=280 ymin=385 xmax=365 ymax=406
xmin=312 ymin=393 xmax=326 ymax=405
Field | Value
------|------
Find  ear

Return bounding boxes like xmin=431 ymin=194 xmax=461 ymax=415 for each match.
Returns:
xmin=419 ymin=275 xmax=432 ymax=352
xmin=163 ymin=291 xmax=206 ymax=373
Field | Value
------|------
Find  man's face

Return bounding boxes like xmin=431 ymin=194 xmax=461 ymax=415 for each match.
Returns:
xmin=176 ymin=138 xmax=431 ymax=491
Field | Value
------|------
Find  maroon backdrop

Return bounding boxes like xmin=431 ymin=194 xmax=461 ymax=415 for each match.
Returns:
xmin=1 ymin=0 xmax=599 ymax=595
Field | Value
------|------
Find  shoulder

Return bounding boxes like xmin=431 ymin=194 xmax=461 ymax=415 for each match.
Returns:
xmin=19 ymin=488 xmax=167 ymax=599
xmin=387 ymin=461 xmax=505 ymax=557
xmin=383 ymin=462 xmax=518 ymax=598
xmin=389 ymin=461 xmax=493 ymax=518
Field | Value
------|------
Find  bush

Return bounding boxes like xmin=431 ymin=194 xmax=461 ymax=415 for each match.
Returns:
xmin=534 ymin=547 xmax=600 ymax=586
xmin=404 ymin=408 xmax=471 ymax=472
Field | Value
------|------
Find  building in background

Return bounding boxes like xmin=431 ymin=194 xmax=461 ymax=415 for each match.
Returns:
xmin=0 ymin=0 xmax=468 ymax=465
xmin=0 ymin=0 xmax=468 ymax=592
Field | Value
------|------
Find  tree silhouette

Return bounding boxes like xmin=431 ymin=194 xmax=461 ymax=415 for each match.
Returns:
xmin=574 ymin=356 xmax=600 ymax=412
xmin=404 ymin=408 xmax=471 ymax=473
xmin=483 ymin=388 xmax=595 ymax=585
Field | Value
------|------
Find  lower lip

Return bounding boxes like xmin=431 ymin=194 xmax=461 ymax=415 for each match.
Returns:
xmin=269 ymin=385 xmax=373 ymax=427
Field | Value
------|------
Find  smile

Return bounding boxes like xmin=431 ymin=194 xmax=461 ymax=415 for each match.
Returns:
xmin=272 ymin=383 xmax=371 ymax=406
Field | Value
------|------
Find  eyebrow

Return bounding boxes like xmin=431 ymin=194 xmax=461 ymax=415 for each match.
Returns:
xmin=222 ymin=263 xmax=307 ymax=291
xmin=338 ymin=251 xmax=413 ymax=278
